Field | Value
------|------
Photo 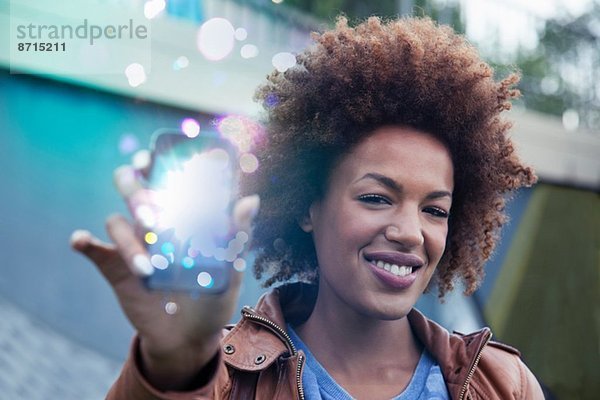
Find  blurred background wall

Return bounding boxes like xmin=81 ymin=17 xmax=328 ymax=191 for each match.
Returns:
xmin=0 ymin=0 xmax=598 ymax=398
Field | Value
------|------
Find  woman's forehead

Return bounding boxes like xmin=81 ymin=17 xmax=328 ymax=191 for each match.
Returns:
xmin=341 ymin=126 xmax=454 ymax=183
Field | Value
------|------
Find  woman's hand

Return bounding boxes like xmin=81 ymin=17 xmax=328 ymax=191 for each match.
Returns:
xmin=70 ymin=159 xmax=259 ymax=391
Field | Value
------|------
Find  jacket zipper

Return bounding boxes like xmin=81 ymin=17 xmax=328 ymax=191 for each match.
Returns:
xmin=241 ymin=306 xmax=305 ymax=400
xmin=296 ymin=353 xmax=305 ymax=400
xmin=458 ymin=332 xmax=492 ymax=400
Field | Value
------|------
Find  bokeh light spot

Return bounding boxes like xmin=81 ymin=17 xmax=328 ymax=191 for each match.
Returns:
xmin=144 ymin=232 xmax=158 ymax=245
xmin=234 ymin=27 xmax=248 ymax=41
xmin=265 ymin=93 xmax=279 ymax=108
xmin=562 ymin=109 xmax=579 ymax=131
xmin=165 ymin=301 xmax=178 ymax=315
xmin=272 ymin=52 xmax=296 ymax=73
xmin=241 ymin=44 xmax=259 ymax=59
xmin=125 ymin=63 xmax=147 ymax=87
xmin=182 ymin=256 xmax=195 ymax=269
xmin=233 ymin=258 xmax=246 ymax=272
xmin=197 ymin=271 xmax=214 ymax=288
xmin=119 ymin=133 xmax=139 ymax=155
xmin=173 ymin=56 xmax=190 ymax=70
xmin=161 ymin=242 xmax=175 ymax=255
xmin=217 ymin=115 xmax=264 ymax=152
xmin=214 ymin=247 xmax=226 ymax=262
xmin=236 ymin=231 xmax=249 ymax=244
xmin=240 ymin=153 xmax=259 ymax=173
xmin=181 ymin=118 xmax=200 ymax=138
xmin=197 ymin=18 xmax=235 ymax=61
xmin=151 ymin=254 xmax=169 ymax=270
xmin=144 ymin=0 xmax=166 ymax=19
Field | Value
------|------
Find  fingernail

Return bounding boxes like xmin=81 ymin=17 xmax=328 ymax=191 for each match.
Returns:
xmin=70 ymin=230 xmax=91 ymax=246
xmin=132 ymin=254 xmax=154 ymax=277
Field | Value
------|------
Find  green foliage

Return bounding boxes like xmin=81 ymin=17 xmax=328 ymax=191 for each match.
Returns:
xmin=507 ymin=2 xmax=600 ymax=129
xmin=282 ymin=0 xmax=463 ymax=32
xmin=282 ymin=0 xmax=599 ymax=130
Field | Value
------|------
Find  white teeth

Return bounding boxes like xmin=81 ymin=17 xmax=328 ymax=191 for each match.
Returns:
xmin=373 ymin=260 xmax=414 ymax=277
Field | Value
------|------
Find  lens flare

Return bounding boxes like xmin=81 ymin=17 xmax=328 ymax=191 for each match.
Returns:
xmin=181 ymin=118 xmax=200 ymax=138
xmin=197 ymin=18 xmax=235 ymax=61
xmin=135 ymin=205 xmax=157 ymax=228
xmin=152 ymin=150 xmax=233 ymax=241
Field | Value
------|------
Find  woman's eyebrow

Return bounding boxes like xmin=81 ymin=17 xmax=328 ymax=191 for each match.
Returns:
xmin=355 ymin=173 xmax=452 ymax=200
xmin=356 ymin=173 xmax=402 ymax=192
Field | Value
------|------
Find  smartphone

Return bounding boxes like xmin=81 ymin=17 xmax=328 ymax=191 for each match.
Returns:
xmin=139 ymin=129 xmax=240 ymax=293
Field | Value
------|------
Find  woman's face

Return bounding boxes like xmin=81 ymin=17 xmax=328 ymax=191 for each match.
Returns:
xmin=304 ymin=126 xmax=453 ymax=320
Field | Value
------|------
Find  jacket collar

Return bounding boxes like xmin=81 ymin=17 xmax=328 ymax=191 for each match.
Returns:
xmin=223 ymin=283 xmax=491 ymax=399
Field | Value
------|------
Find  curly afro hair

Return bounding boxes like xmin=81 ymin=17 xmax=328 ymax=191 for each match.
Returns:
xmin=244 ymin=16 xmax=536 ymax=297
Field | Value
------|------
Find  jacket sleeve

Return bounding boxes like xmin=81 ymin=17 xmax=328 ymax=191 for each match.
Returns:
xmin=472 ymin=344 xmax=545 ymax=400
xmin=106 ymin=336 xmax=230 ymax=400
xmin=519 ymin=357 xmax=545 ymax=400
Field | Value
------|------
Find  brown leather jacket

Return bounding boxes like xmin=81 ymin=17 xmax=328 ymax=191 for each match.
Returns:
xmin=107 ymin=283 xmax=544 ymax=399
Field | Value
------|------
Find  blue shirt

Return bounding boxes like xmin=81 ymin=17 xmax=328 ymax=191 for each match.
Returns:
xmin=288 ymin=325 xmax=450 ymax=400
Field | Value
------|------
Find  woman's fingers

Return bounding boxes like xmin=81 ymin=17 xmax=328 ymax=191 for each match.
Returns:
xmin=69 ymin=229 xmax=136 ymax=285
xmin=113 ymin=165 xmax=144 ymax=199
xmin=105 ymin=214 xmax=153 ymax=277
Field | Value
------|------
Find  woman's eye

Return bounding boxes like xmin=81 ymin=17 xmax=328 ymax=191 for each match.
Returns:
xmin=423 ymin=207 xmax=449 ymax=218
xmin=358 ymin=194 xmax=391 ymax=205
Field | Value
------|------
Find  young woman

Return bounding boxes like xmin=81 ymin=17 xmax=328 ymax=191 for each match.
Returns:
xmin=71 ymin=16 xmax=544 ymax=399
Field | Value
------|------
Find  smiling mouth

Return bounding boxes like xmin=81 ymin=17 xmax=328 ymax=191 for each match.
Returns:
xmin=371 ymin=260 xmax=418 ymax=277
xmin=364 ymin=254 xmax=424 ymax=278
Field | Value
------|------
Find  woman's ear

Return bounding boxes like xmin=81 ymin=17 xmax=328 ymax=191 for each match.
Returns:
xmin=299 ymin=203 xmax=316 ymax=233
xmin=299 ymin=215 xmax=313 ymax=232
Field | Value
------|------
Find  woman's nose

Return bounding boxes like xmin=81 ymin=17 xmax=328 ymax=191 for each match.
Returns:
xmin=384 ymin=214 xmax=424 ymax=248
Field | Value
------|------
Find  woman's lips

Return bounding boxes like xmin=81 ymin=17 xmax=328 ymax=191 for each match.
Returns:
xmin=364 ymin=251 xmax=424 ymax=289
